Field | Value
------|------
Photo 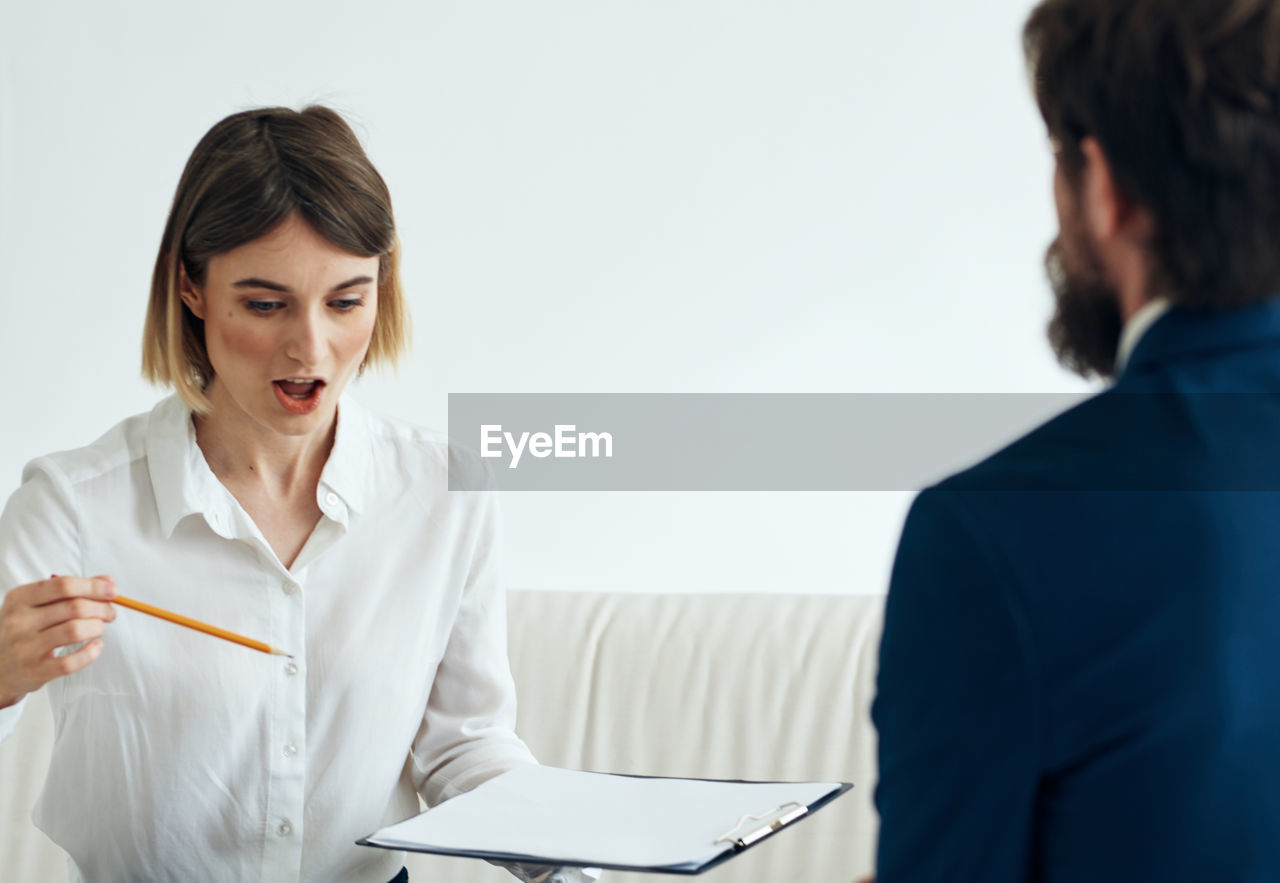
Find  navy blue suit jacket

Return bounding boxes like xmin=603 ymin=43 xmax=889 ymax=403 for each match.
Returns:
xmin=873 ymin=301 xmax=1280 ymax=881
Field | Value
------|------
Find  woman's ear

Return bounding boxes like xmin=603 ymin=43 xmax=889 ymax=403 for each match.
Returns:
xmin=178 ymin=264 xmax=206 ymax=320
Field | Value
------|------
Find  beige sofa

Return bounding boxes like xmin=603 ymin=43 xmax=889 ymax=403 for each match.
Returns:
xmin=1 ymin=590 xmax=885 ymax=881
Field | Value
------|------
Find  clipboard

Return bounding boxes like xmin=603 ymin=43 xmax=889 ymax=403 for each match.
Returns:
xmin=356 ymin=765 xmax=853 ymax=875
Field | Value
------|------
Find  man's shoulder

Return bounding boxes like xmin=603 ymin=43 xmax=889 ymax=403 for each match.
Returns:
xmin=944 ymin=367 xmax=1280 ymax=496
xmin=936 ymin=388 xmax=1142 ymax=495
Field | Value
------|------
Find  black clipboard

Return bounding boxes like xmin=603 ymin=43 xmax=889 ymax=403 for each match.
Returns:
xmin=357 ymin=767 xmax=853 ymax=875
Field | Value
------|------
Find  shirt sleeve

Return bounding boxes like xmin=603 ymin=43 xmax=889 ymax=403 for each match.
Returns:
xmin=408 ymin=491 xmax=536 ymax=807
xmin=872 ymin=488 xmax=1043 ymax=882
xmin=0 ymin=460 xmax=84 ymax=742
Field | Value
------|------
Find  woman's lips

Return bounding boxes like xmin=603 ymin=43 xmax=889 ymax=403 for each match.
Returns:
xmin=272 ymin=379 xmax=325 ymax=415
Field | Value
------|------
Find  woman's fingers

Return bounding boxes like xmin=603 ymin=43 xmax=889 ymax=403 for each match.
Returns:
xmin=26 ymin=574 xmax=115 ymax=607
xmin=0 ymin=574 xmax=116 ymax=703
xmin=41 ymin=616 xmax=108 ymax=650
xmin=31 ymin=596 xmax=117 ymax=632
xmin=43 ymin=637 xmax=106 ymax=678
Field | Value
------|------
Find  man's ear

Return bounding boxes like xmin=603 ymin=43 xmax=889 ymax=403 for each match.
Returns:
xmin=1080 ymin=137 xmax=1153 ymax=243
xmin=178 ymin=265 xmax=206 ymax=320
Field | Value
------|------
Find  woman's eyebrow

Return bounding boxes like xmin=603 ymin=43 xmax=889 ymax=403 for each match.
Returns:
xmin=330 ymin=275 xmax=374 ymax=291
xmin=232 ymin=277 xmax=289 ymax=292
xmin=230 ymin=275 xmax=374 ymax=292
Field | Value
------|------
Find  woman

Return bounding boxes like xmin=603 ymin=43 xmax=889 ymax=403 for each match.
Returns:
xmin=0 ymin=106 xmax=591 ymax=883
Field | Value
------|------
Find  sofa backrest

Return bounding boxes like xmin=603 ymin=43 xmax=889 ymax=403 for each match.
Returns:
xmin=491 ymin=590 xmax=884 ymax=883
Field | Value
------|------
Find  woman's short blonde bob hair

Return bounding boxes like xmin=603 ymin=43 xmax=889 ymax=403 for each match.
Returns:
xmin=142 ymin=105 xmax=409 ymax=414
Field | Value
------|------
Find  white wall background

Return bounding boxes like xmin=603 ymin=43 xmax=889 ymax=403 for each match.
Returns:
xmin=0 ymin=0 xmax=1090 ymax=595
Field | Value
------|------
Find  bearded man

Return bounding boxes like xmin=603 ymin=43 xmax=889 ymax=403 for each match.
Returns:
xmin=870 ymin=1 xmax=1280 ymax=880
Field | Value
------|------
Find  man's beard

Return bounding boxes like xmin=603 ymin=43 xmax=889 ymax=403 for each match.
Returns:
xmin=1045 ymin=235 xmax=1124 ymax=380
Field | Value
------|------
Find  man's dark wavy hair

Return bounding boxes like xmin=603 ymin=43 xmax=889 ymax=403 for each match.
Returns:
xmin=1025 ymin=0 xmax=1280 ymax=308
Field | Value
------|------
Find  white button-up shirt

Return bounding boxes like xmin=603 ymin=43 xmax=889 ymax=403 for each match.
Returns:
xmin=0 ymin=394 xmax=536 ymax=882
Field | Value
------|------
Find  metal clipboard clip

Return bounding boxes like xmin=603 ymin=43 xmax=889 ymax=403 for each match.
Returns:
xmin=712 ymin=801 xmax=809 ymax=849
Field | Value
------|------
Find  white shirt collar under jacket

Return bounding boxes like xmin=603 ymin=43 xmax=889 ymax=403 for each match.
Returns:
xmin=1115 ymin=298 xmax=1171 ymax=375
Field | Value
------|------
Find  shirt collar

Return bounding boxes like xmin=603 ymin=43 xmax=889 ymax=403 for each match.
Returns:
xmin=146 ymin=393 xmax=370 ymax=539
xmin=1114 ymin=298 xmax=1171 ymax=375
xmin=146 ymin=395 xmax=223 ymax=539
xmin=318 ymin=394 xmax=371 ymax=518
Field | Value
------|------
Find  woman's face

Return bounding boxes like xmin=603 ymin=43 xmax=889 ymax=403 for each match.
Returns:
xmin=180 ymin=213 xmax=379 ymax=439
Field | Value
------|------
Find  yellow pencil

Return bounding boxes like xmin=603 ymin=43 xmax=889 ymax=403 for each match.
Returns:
xmin=112 ymin=594 xmax=293 ymax=658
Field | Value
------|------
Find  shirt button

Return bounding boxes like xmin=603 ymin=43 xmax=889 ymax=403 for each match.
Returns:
xmin=283 ymin=742 xmax=298 ymax=758
xmin=325 ymin=492 xmax=339 ymax=506
xmin=282 ymin=581 xmax=299 ymax=596
xmin=277 ymin=820 xmax=293 ymax=837
xmin=284 ymin=661 xmax=299 ymax=676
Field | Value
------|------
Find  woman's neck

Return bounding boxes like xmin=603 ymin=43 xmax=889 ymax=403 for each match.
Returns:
xmin=193 ymin=382 xmax=337 ymax=500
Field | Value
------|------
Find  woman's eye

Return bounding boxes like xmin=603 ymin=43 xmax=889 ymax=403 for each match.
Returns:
xmin=329 ymin=298 xmax=364 ymax=311
xmin=247 ymin=301 xmax=282 ymax=313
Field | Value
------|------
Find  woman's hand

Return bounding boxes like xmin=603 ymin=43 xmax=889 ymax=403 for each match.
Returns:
xmin=488 ymin=861 xmax=602 ymax=883
xmin=0 ymin=575 xmax=117 ymax=708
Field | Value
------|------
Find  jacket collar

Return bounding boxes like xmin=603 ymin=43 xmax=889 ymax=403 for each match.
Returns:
xmin=1121 ymin=296 xmax=1280 ymax=377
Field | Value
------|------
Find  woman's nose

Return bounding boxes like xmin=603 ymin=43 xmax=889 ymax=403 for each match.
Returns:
xmin=284 ymin=310 xmax=325 ymax=366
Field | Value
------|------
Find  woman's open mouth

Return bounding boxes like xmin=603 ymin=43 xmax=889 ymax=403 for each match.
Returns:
xmin=272 ymin=378 xmax=325 ymax=415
